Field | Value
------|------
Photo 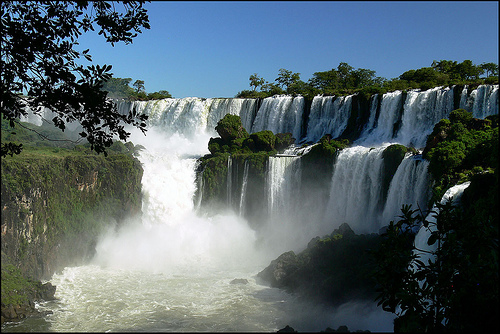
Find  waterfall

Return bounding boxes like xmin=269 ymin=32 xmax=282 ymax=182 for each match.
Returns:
xmin=356 ymin=91 xmax=403 ymax=145
xmin=250 ymin=95 xmax=304 ymax=140
xmin=260 ymin=155 xmax=303 ymax=252
xmin=459 ymin=84 xmax=499 ymax=118
xmin=267 ymin=156 xmax=301 ymax=216
xmin=358 ymin=94 xmax=380 ymax=140
xmin=394 ymin=86 xmax=455 ymax=147
xmin=15 ymin=84 xmax=497 ymax=333
xmin=381 ymin=154 xmax=430 ymax=224
xmin=227 ymin=155 xmax=233 ymax=207
xmin=468 ymin=84 xmax=499 ymax=119
xmin=239 ymin=160 xmax=250 ymax=216
xmin=324 ymin=145 xmax=389 ymax=234
xmin=304 ymin=95 xmax=353 ymax=143
xmin=411 ymin=181 xmax=471 ymax=280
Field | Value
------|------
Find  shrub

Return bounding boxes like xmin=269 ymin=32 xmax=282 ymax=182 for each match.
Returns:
xmin=215 ymin=114 xmax=249 ymax=143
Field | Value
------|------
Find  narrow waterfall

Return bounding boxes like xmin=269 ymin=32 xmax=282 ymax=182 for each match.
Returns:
xmin=260 ymin=155 xmax=303 ymax=252
xmin=324 ymin=145 xmax=389 ymax=234
xmin=381 ymin=155 xmax=430 ymax=224
xmin=305 ymin=95 xmax=353 ymax=143
xmin=267 ymin=156 xmax=301 ymax=216
xmin=250 ymin=95 xmax=305 ymax=140
xmin=411 ymin=181 xmax=471 ymax=273
xmin=465 ymin=84 xmax=499 ymax=119
xmin=394 ymin=86 xmax=455 ymax=147
xmin=239 ymin=160 xmax=250 ymax=216
xmin=227 ymin=156 xmax=233 ymax=207
xmin=356 ymin=91 xmax=403 ymax=145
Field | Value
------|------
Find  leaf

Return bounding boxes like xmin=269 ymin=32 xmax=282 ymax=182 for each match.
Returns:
xmin=427 ymin=233 xmax=438 ymax=246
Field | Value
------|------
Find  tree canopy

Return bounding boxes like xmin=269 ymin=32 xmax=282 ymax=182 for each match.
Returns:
xmin=101 ymin=77 xmax=172 ymax=100
xmin=1 ymin=1 xmax=151 ymax=157
xmin=236 ymin=60 xmax=498 ymax=99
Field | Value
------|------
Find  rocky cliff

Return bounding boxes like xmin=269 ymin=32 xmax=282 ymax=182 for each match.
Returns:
xmin=1 ymin=146 xmax=143 ymax=281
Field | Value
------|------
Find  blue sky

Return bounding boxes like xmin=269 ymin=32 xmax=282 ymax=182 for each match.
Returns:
xmin=77 ymin=1 xmax=499 ymax=98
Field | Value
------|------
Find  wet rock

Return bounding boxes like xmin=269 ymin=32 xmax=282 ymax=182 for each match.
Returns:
xmin=277 ymin=325 xmax=297 ymax=332
xmin=37 ymin=282 xmax=56 ymax=301
xmin=230 ymin=278 xmax=249 ymax=285
xmin=257 ymin=251 xmax=299 ymax=288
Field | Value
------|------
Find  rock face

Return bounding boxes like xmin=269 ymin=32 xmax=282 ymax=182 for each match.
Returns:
xmin=1 ymin=264 xmax=56 ymax=324
xmin=257 ymin=223 xmax=382 ymax=305
xmin=1 ymin=151 xmax=143 ymax=281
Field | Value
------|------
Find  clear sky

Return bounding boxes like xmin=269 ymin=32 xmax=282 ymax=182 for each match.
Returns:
xmin=76 ymin=1 xmax=499 ymax=98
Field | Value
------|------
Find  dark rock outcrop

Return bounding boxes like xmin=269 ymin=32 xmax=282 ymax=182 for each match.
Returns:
xmin=258 ymin=223 xmax=382 ymax=306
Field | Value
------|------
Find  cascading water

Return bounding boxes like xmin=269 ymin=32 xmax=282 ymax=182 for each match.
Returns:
xmin=12 ymin=84 xmax=498 ymax=332
xmin=249 ymin=95 xmax=305 ymax=140
xmin=238 ymin=160 xmax=250 ymax=216
xmin=34 ymin=126 xmax=315 ymax=332
xmin=394 ymin=86 xmax=455 ymax=147
xmin=381 ymin=155 xmax=430 ymax=224
xmin=323 ymin=145 xmax=388 ymax=234
xmin=305 ymin=95 xmax=353 ymax=143
xmin=411 ymin=182 xmax=471 ymax=286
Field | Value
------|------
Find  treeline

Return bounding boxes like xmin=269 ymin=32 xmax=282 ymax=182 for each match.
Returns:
xmin=102 ymin=77 xmax=172 ymax=100
xmin=236 ymin=60 xmax=499 ymax=98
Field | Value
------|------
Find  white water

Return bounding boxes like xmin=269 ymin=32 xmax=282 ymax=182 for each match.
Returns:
xmin=249 ymin=95 xmax=305 ymax=140
xmin=26 ymin=124 xmax=393 ymax=332
xmin=395 ymin=86 xmax=455 ymax=147
xmin=382 ymin=155 xmax=430 ymax=224
xmin=13 ymin=85 xmax=497 ymax=332
xmin=305 ymin=95 xmax=353 ymax=143
xmin=412 ymin=181 xmax=471 ymax=271
xmin=323 ymin=145 xmax=388 ymax=234
xmin=460 ymin=84 xmax=499 ymax=118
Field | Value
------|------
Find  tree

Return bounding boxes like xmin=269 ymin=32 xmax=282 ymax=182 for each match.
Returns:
xmin=275 ymin=68 xmax=300 ymax=92
xmin=102 ymin=77 xmax=134 ymax=99
xmin=249 ymin=73 xmax=265 ymax=92
xmin=455 ymin=60 xmax=483 ymax=81
xmin=1 ymin=1 xmax=151 ymax=157
xmin=480 ymin=62 xmax=499 ymax=77
xmin=147 ymin=90 xmax=172 ymax=100
xmin=133 ymin=79 xmax=145 ymax=93
xmin=351 ymin=68 xmax=377 ymax=89
xmin=432 ymin=60 xmax=459 ymax=80
xmin=336 ymin=62 xmax=354 ymax=88
xmin=373 ymin=198 xmax=498 ymax=332
xmin=309 ymin=69 xmax=340 ymax=94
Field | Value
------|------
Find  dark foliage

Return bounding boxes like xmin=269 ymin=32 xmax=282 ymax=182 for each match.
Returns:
xmin=1 ymin=1 xmax=151 ymax=157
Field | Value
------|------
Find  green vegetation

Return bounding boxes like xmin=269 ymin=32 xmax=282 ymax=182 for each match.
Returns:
xmin=102 ymin=77 xmax=172 ymax=100
xmin=1 ymin=118 xmax=143 ymax=281
xmin=197 ymin=114 xmax=296 ymax=205
xmin=372 ymin=183 xmax=498 ymax=332
xmin=1 ymin=264 xmax=33 ymax=306
xmin=423 ymin=109 xmax=498 ymax=204
xmin=236 ymin=60 xmax=498 ymax=99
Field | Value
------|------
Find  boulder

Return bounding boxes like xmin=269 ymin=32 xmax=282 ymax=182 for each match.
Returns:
xmin=257 ymin=251 xmax=299 ymax=288
xmin=230 ymin=278 xmax=249 ymax=285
